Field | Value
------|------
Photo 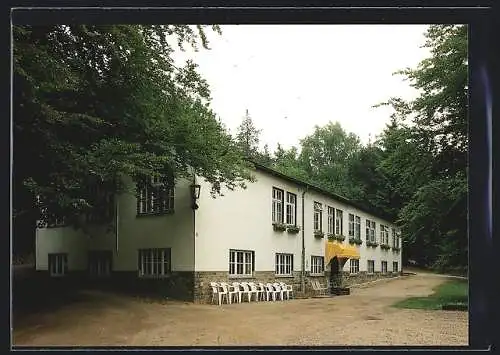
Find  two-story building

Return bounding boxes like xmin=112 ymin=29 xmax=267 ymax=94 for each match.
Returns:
xmin=35 ymin=162 xmax=402 ymax=303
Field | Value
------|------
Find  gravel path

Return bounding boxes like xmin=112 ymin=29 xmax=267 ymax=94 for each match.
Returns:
xmin=12 ymin=274 xmax=468 ymax=346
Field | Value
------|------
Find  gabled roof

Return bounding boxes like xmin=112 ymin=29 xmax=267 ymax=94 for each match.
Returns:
xmin=250 ymin=161 xmax=396 ymax=224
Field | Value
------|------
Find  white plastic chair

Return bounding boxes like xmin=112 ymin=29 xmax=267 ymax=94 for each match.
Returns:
xmin=220 ymin=282 xmax=239 ymax=304
xmin=257 ymin=283 xmax=267 ymax=301
xmin=265 ymin=283 xmax=280 ymax=301
xmin=247 ymin=282 xmax=261 ymax=301
xmin=272 ymin=283 xmax=285 ymax=301
xmin=210 ymin=282 xmax=227 ymax=305
xmin=232 ymin=281 xmax=250 ymax=303
xmin=279 ymin=282 xmax=294 ymax=300
xmin=240 ymin=282 xmax=256 ymax=302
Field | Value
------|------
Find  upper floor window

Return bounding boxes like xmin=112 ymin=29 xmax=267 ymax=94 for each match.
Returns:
xmin=354 ymin=215 xmax=361 ymax=239
xmin=336 ymin=209 xmax=344 ymax=235
xmin=380 ymin=225 xmax=390 ymax=245
xmin=86 ymin=183 xmax=115 ymax=223
xmin=348 ymin=213 xmax=355 ymax=236
xmin=37 ymin=195 xmax=67 ymax=228
xmin=272 ymin=187 xmax=284 ymax=224
xmin=366 ymin=219 xmax=376 ymax=242
xmin=392 ymin=228 xmax=401 ymax=248
xmin=137 ymin=175 xmax=174 ymax=215
xmin=327 ymin=206 xmax=335 ymax=234
xmin=313 ymin=202 xmax=323 ymax=232
xmin=286 ymin=192 xmax=297 ymax=226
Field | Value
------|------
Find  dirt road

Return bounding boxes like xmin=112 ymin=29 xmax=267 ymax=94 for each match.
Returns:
xmin=12 ymin=274 xmax=468 ymax=346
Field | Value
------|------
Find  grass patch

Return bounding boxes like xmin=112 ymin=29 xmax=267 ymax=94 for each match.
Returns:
xmin=392 ymin=279 xmax=468 ymax=311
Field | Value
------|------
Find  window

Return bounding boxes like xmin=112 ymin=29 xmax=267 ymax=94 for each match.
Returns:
xmin=285 ymin=192 xmax=297 ymax=225
xmin=380 ymin=225 xmax=389 ymax=245
xmin=367 ymin=260 xmax=375 ymax=274
xmin=272 ymin=188 xmax=284 ymax=223
xmin=381 ymin=261 xmax=388 ymax=273
xmin=311 ymin=256 xmax=324 ymax=275
xmin=275 ymin=253 xmax=293 ymax=276
xmin=137 ymin=176 xmax=174 ymax=215
xmin=348 ymin=213 xmax=354 ymax=236
xmin=48 ymin=253 xmax=68 ymax=277
xmin=313 ymin=202 xmax=323 ymax=232
xmin=354 ymin=216 xmax=361 ymax=239
xmin=37 ymin=196 xmax=67 ymax=228
xmin=138 ymin=248 xmax=171 ymax=277
xmin=335 ymin=209 xmax=343 ymax=235
xmin=327 ymin=206 xmax=335 ymax=234
xmin=349 ymin=259 xmax=359 ymax=274
xmin=392 ymin=229 xmax=401 ymax=248
xmin=86 ymin=184 xmax=115 ymax=223
xmin=393 ymin=261 xmax=399 ymax=273
xmin=88 ymin=250 xmax=112 ymax=277
xmin=366 ymin=219 xmax=376 ymax=242
xmin=229 ymin=249 xmax=254 ymax=277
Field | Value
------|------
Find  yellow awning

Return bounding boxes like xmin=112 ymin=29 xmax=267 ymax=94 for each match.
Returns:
xmin=325 ymin=240 xmax=360 ymax=265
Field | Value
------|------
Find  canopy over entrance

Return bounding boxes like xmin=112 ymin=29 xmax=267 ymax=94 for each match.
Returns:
xmin=325 ymin=240 xmax=360 ymax=266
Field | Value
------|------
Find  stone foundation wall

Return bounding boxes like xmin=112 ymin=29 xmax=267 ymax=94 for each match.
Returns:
xmin=194 ymin=270 xmax=401 ymax=303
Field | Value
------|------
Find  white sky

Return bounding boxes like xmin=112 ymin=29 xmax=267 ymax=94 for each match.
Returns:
xmin=175 ymin=25 xmax=431 ymax=152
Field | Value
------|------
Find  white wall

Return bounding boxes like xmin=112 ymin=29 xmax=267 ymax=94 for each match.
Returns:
xmin=35 ymin=175 xmax=195 ymax=272
xmin=195 ymin=168 xmax=402 ymax=274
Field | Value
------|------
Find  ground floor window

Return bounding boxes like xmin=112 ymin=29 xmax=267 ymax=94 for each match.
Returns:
xmin=229 ymin=249 xmax=254 ymax=276
xmin=367 ymin=260 xmax=375 ymax=274
xmin=138 ymin=248 xmax=171 ymax=278
xmin=88 ymin=250 xmax=112 ymax=277
xmin=275 ymin=253 xmax=293 ymax=276
xmin=310 ymin=255 xmax=324 ymax=275
xmin=48 ymin=253 xmax=68 ymax=277
xmin=349 ymin=259 xmax=359 ymax=274
xmin=381 ymin=260 xmax=388 ymax=273
xmin=393 ymin=261 xmax=399 ymax=273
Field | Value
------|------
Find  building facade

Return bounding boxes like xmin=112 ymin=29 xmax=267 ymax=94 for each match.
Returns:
xmin=35 ymin=164 xmax=402 ymax=303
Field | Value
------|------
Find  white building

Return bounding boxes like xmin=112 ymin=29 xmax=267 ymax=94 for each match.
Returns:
xmin=35 ymin=163 xmax=402 ymax=302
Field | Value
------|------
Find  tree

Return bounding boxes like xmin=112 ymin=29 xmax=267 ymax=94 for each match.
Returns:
xmin=376 ymin=25 xmax=468 ymax=271
xmin=298 ymin=122 xmax=361 ymax=196
xmin=235 ymin=109 xmax=262 ymax=158
xmin=13 ymin=25 xmax=255 ymax=234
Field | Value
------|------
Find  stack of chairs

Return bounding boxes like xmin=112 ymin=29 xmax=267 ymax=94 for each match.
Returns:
xmin=209 ymin=281 xmax=294 ymax=305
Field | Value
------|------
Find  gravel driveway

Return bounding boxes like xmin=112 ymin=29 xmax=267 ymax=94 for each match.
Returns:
xmin=12 ymin=274 xmax=468 ymax=346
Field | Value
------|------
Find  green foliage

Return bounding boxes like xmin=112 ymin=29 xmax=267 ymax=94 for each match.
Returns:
xmin=349 ymin=237 xmax=363 ymax=245
xmin=235 ymin=109 xmax=262 ymax=158
xmin=13 ymin=25 xmax=255 ymax=223
xmin=392 ymin=279 xmax=468 ymax=310
xmin=286 ymin=225 xmax=301 ymax=234
xmin=272 ymin=222 xmax=287 ymax=232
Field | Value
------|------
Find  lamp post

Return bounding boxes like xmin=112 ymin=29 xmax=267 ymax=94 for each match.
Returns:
xmin=190 ymin=184 xmax=201 ymax=210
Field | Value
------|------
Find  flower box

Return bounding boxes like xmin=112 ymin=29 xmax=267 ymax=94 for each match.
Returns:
xmin=349 ymin=237 xmax=363 ymax=245
xmin=272 ymin=223 xmax=287 ymax=232
xmin=314 ymin=230 xmax=325 ymax=238
xmin=366 ymin=241 xmax=379 ymax=248
xmin=287 ymin=225 xmax=301 ymax=234
xmin=392 ymin=247 xmax=401 ymax=252
xmin=380 ymin=244 xmax=391 ymax=250
xmin=328 ymin=234 xmax=346 ymax=242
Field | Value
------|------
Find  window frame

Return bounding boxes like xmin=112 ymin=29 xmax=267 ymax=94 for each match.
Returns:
xmin=275 ymin=253 xmax=294 ymax=276
xmin=229 ymin=249 xmax=255 ymax=277
xmin=272 ymin=187 xmax=285 ymax=224
xmin=48 ymin=253 xmax=68 ymax=277
xmin=393 ymin=261 xmax=399 ymax=273
xmin=335 ymin=209 xmax=343 ymax=235
xmin=285 ymin=192 xmax=297 ymax=226
xmin=88 ymin=250 xmax=112 ymax=277
xmin=349 ymin=259 xmax=359 ymax=274
xmin=313 ymin=202 xmax=323 ymax=232
xmin=354 ymin=216 xmax=361 ymax=239
xmin=367 ymin=259 xmax=375 ymax=274
xmin=327 ymin=206 xmax=335 ymax=234
xmin=366 ymin=219 xmax=376 ymax=242
xmin=381 ymin=260 xmax=388 ymax=273
xmin=310 ymin=255 xmax=325 ymax=275
xmin=138 ymin=248 xmax=171 ymax=278
xmin=136 ymin=176 xmax=175 ymax=216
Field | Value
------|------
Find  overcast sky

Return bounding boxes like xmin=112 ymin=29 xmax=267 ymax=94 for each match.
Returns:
xmin=175 ymin=25 xmax=431 ymax=152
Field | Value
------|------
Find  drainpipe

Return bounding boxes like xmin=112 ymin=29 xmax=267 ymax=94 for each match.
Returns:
xmin=301 ymin=186 xmax=309 ymax=293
